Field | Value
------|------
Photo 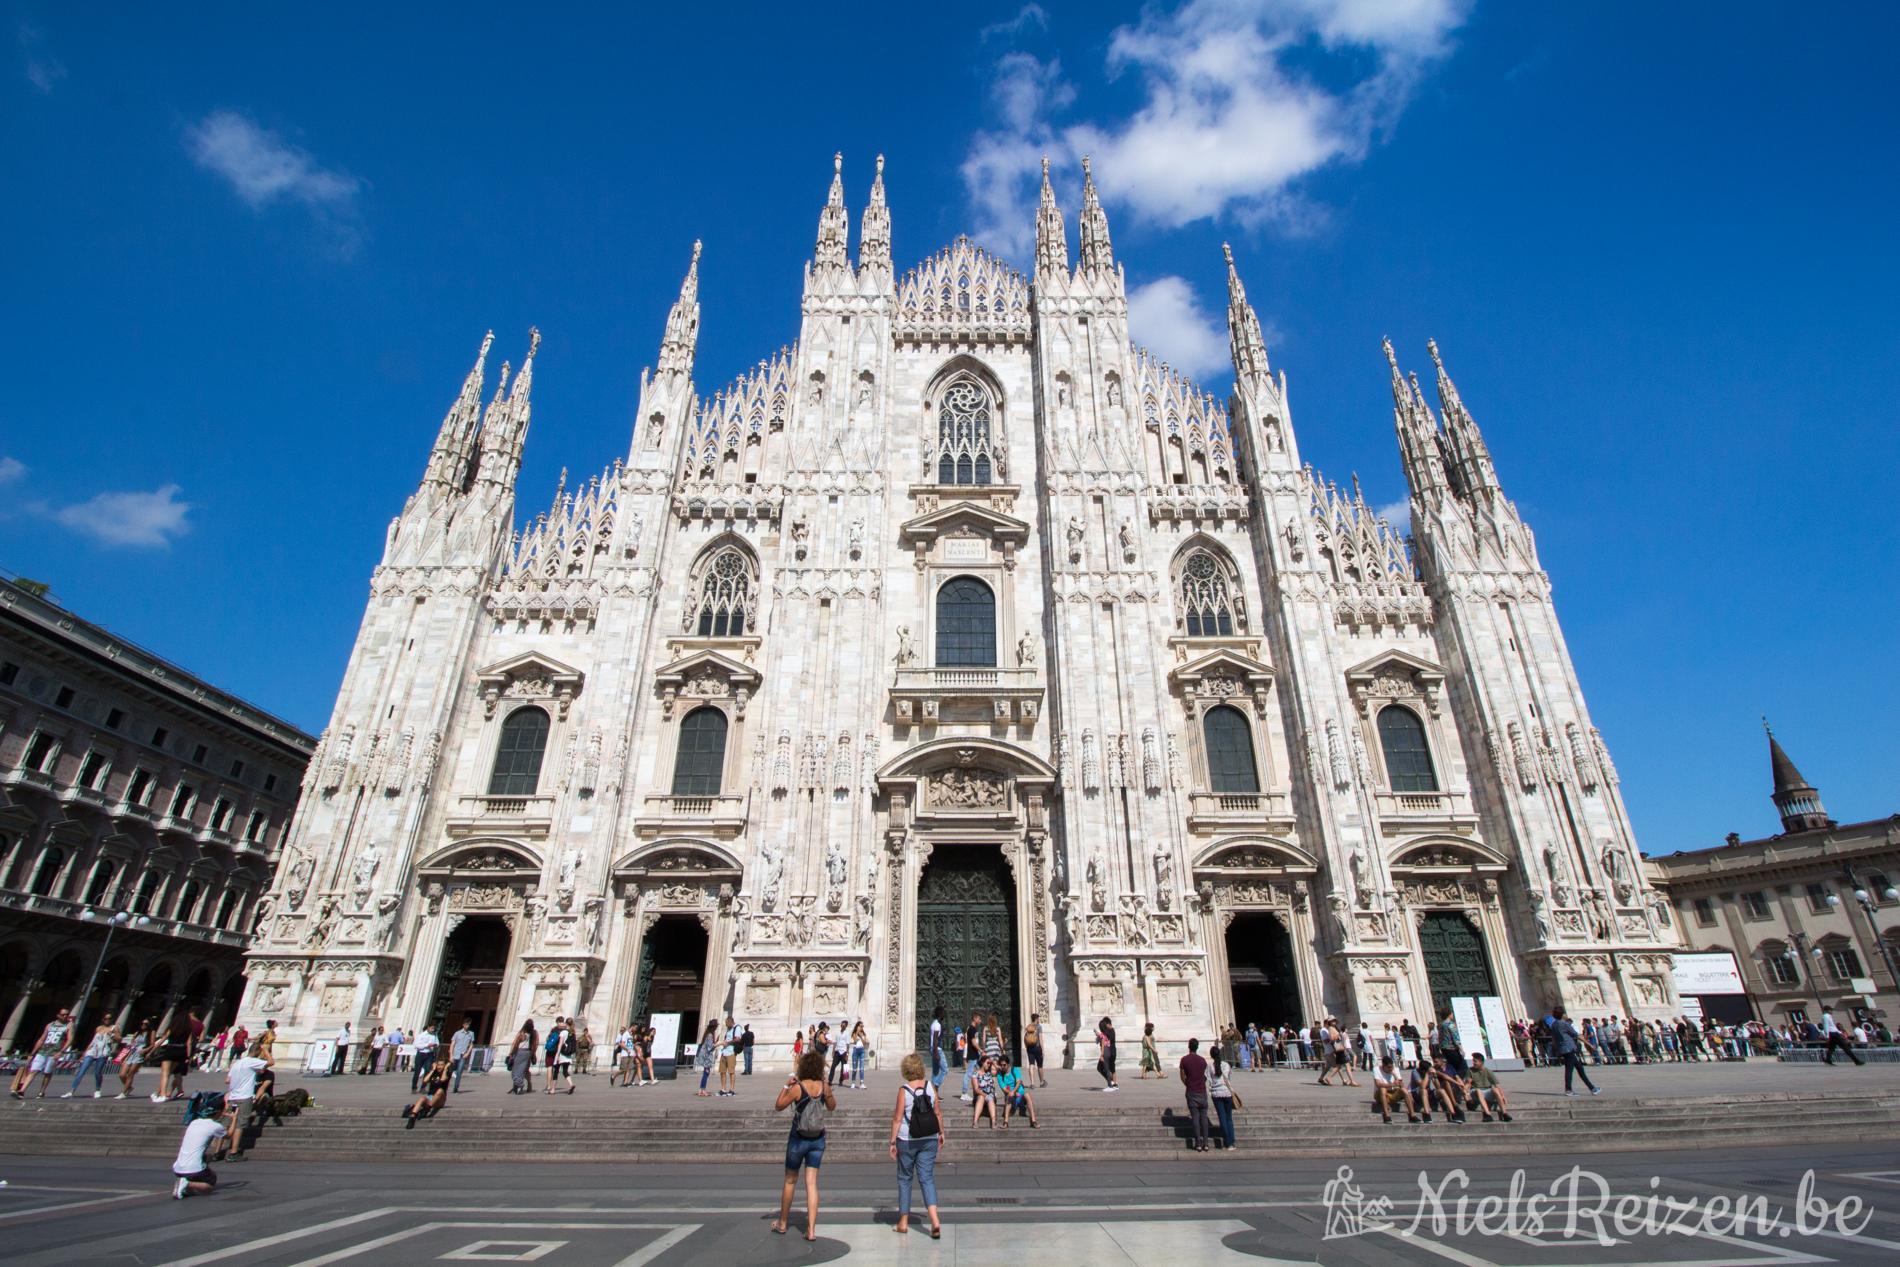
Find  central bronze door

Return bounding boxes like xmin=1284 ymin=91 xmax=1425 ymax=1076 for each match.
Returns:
xmin=914 ymin=846 xmax=1020 ymax=1061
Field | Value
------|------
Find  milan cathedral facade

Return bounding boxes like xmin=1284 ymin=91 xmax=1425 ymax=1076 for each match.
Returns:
xmin=239 ymin=156 xmax=1681 ymax=1060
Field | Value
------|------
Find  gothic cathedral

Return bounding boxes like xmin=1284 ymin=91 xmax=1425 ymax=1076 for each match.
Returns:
xmin=240 ymin=156 xmax=1681 ymax=1058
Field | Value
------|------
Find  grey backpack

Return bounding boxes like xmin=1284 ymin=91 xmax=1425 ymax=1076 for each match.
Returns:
xmin=794 ymin=1089 xmax=828 ymax=1139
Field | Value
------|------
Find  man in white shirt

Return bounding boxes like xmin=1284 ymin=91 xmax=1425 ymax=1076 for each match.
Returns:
xmin=1372 ymin=1056 xmax=1421 ymax=1124
xmin=222 ymin=1044 xmax=271 ymax=1161
xmin=831 ymin=1024 xmax=851 ymax=1086
xmin=172 ymin=1093 xmax=230 ymax=1199
xmin=330 ymin=1023 xmax=351 ymax=1075
xmin=1819 ymin=1010 xmax=1864 ymax=1066
xmin=718 ymin=1016 xmax=741 ymax=1096
xmin=412 ymin=1025 xmax=440 ymax=1091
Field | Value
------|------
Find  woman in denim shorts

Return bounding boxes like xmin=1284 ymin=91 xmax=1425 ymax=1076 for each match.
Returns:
xmin=772 ymin=1049 xmax=835 ymax=1241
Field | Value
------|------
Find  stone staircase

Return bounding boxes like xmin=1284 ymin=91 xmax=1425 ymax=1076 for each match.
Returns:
xmin=5 ymin=1089 xmax=1897 ymax=1163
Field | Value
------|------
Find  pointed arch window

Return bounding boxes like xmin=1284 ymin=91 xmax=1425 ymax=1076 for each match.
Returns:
xmin=935 ymin=379 xmax=996 ymax=485
xmin=671 ymin=707 xmax=729 ymax=797
xmin=487 ymin=706 xmax=550 ymax=797
xmin=1203 ymin=705 xmax=1259 ymax=794
xmin=688 ymin=545 xmax=754 ymax=637
xmin=935 ymin=576 xmax=996 ymax=667
xmin=1377 ymin=705 xmax=1437 ymax=793
xmin=1180 ymin=548 xmax=1238 ymax=636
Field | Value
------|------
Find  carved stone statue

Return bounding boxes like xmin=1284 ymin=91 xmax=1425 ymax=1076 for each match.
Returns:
xmin=894 ymin=625 xmax=918 ymax=666
xmin=1602 ymin=842 xmax=1635 ymax=904
xmin=285 ymin=853 xmax=314 ymax=910
xmin=305 ymin=896 xmax=339 ymax=948
xmin=557 ymin=847 xmax=580 ymax=911
xmin=1118 ymin=518 xmax=1134 ymax=555
xmin=373 ymin=894 xmax=402 ymax=949
xmin=1016 ymin=632 xmax=1037 ymax=666
xmin=853 ymin=891 xmax=875 ymax=950
xmin=1152 ymin=841 xmax=1174 ymax=912
xmin=581 ymin=897 xmax=604 ymax=951
xmin=350 ymin=846 xmax=381 ymax=904
xmin=787 ymin=898 xmax=815 ymax=948
xmin=1328 ymin=893 xmax=1352 ymax=947
xmin=1349 ymin=848 xmax=1369 ymax=908
xmin=1086 ymin=854 xmax=1105 ymax=913
xmin=1529 ymin=889 xmax=1553 ymax=942
xmin=730 ymin=894 xmax=751 ymax=950
xmin=824 ymin=838 xmax=848 ymax=912
xmin=1066 ymin=517 xmax=1084 ymax=559
xmin=759 ymin=840 xmax=784 ymax=912
xmin=848 ymin=518 xmax=864 ymax=555
xmin=1105 ymin=377 xmax=1122 ymax=406
xmin=790 ymin=519 xmax=810 ymax=545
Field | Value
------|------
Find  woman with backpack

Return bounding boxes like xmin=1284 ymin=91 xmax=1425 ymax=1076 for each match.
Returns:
xmin=545 ymin=1019 xmax=576 ymax=1095
xmin=694 ymin=1021 xmax=719 ymax=1096
xmin=889 ymin=1050 xmax=945 ymax=1238
xmin=506 ymin=1020 xmax=537 ymax=1094
xmin=771 ymin=1048 xmax=835 ymax=1241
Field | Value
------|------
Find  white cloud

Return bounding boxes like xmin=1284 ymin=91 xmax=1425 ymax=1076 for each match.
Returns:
xmin=53 ymin=485 xmax=191 ymax=548
xmin=1127 ymin=276 xmax=1229 ymax=377
xmin=18 ymin=23 xmax=66 ymax=93
xmin=186 ymin=110 xmax=359 ymax=211
xmin=963 ymin=0 xmax=1470 ymax=236
xmin=0 ymin=456 xmax=24 ymax=485
xmin=980 ymin=4 xmax=1049 ymax=41
xmin=962 ymin=52 xmax=1073 ymax=258
xmin=1375 ymin=497 xmax=1413 ymax=532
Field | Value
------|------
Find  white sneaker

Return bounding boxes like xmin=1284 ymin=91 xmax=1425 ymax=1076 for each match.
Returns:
xmin=59 ymin=1092 xmax=74 ymax=1099
xmin=114 ymin=1093 xmax=128 ymax=1100
xmin=172 ymin=1176 xmax=189 ymax=1200
xmin=1590 ymin=1087 xmax=1602 ymax=1096
xmin=150 ymin=1093 xmax=166 ymax=1103
xmin=94 ymin=1091 xmax=103 ymax=1099
xmin=959 ymin=1094 xmax=973 ymax=1102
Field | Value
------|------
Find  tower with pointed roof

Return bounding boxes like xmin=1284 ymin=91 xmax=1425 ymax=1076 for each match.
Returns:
xmin=1767 ymin=724 xmax=1833 ymax=832
xmin=244 ymin=155 xmax=1672 ymax=1058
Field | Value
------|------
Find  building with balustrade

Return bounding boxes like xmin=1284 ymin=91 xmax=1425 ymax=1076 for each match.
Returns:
xmin=240 ymin=155 xmax=1681 ymax=1062
xmin=0 ymin=576 xmax=314 ymax=1049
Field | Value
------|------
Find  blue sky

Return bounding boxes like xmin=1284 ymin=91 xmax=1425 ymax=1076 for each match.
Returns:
xmin=2 ymin=2 xmax=1895 ymax=852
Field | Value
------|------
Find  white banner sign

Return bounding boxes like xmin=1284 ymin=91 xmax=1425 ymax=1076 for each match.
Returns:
xmin=1672 ymin=952 xmax=1746 ymax=996
xmin=1477 ymin=996 xmax=1517 ymax=1064
xmin=649 ymin=1013 xmax=682 ymax=1063
xmin=1680 ymin=996 xmax=1704 ymax=1020
xmin=1450 ymin=997 xmax=1491 ymax=1060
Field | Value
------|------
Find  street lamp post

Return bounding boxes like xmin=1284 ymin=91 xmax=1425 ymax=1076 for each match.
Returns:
xmin=71 ymin=909 xmax=150 ymax=1032
xmin=1785 ymin=932 xmax=1827 ymax=1014
xmin=1841 ymin=865 xmax=1900 ymax=1017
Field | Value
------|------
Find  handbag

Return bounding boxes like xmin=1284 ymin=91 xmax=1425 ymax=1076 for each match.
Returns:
xmin=1229 ymin=1088 xmax=1244 ymax=1110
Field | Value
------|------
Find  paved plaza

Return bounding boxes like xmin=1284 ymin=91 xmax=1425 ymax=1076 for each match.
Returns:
xmin=3 ymin=1140 xmax=1898 ymax=1266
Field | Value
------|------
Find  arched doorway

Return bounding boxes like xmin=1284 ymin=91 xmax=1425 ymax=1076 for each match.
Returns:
xmin=1419 ymin=912 xmax=1497 ymax=1013
xmin=17 ymin=949 xmax=84 ymax=1045
xmin=1224 ymin=912 xmax=1301 ymax=1028
xmin=914 ymin=846 xmax=1020 ymax=1059
xmin=429 ymin=916 xmax=514 ymax=1043
xmin=85 ymin=956 xmax=132 ymax=1027
xmin=631 ymin=916 xmax=709 ymax=1039
xmin=133 ymin=963 xmax=173 ymax=1028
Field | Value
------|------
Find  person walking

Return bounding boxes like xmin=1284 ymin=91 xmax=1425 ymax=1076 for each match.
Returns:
xmin=448 ymin=1019 xmax=475 ymax=1093
xmin=694 ymin=1020 xmax=719 ymax=1096
xmin=116 ymin=1020 xmax=154 ymax=1099
xmin=152 ymin=1010 xmax=197 ymax=1102
xmin=890 ymin=1052 xmax=946 ymax=1237
xmin=850 ymin=1021 xmax=868 ymax=1089
xmin=13 ymin=1008 xmax=74 ymax=1098
xmin=547 ymin=1020 xmax=577 ymax=1094
xmin=1023 ymin=1013 xmax=1046 ymax=1088
xmin=506 ymin=1020 xmax=537 ymax=1094
xmin=1819 ymin=1009 xmax=1865 ymax=1066
xmin=929 ymin=1006 xmax=947 ymax=1088
xmin=62 ymin=1021 xmax=118 ymax=1099
xmin=772 ymin=1048 xmax=835 ymax=1242
xmin=830 ymin=1021 xmax=850 ymax=1087
xmin=742 ymin=1024 xmax=755 ymax=1076
xmin=1179 ymin=1036 xmax=1211 ymax=1152
xmin=1547 ymin=1005 xmax=1600 ymax=1096
xmin=1139 ymin=1022 xmax=1162 ymax=1079
xmin=1097 ymin=1016 xmax=1120 ymax=1091
xmin=1436 ymin=1007 xmax=1468 ymax=1078
xmin=1208 ymin=1045 xmax=1238 ymax=1150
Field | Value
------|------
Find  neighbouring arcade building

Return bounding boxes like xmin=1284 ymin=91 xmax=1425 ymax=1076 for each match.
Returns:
xmin=0 ymin=577 xmax=314 ymax=1048
xmin=240 ymin=156 xmax=1682 ymax=1062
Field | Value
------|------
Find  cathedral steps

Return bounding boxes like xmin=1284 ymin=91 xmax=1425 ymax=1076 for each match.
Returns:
xmin=4 ymin=1090 xmax=1896 ymax=1162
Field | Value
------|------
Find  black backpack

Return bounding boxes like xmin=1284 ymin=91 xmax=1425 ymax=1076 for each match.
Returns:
xmin=561 ymin=1033 xmax=577 ymax=1058
xmin=905 ymin=1085 xmax=940 ymax=1139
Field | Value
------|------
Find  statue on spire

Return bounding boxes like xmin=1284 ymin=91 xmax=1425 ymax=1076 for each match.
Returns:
xmin=814 ymin=152 xmax=850 ymax=274
xmin=859 ymin=154 xmax=891 ymax=277
xmin=658 ymin=241 xmax=702 ymax=377
xmin=1223 ymin=243 xmax=1269 ymax=380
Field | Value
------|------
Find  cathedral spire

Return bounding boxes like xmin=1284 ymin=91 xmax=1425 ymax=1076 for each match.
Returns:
xmin=858 ymin=154 xmax=891 ymax=278
xmin=1428 ymin=339 xmax=1499 ymax=497
xmin=1765 ymin=721 xmax=1832 ymax=834
xmin=658 ymin=240 xmax=702 ymax=377
xmin=1385 ymin=339 xmax=1448 ymax=502
xmin=423 ymin=329 xmax=493 ymax=492
xmin=1223 ymin=244 xmax=1270 ymax=380
xmin=475 ymin=329 xmax=538 ymax=493
xmin=1035 ymin=157 xmax=1069 ymax=277
xmin=1077 ymin=156 xmax=1115 ymax=274
xmin=813 ymin=152 xmax=850 ymax=275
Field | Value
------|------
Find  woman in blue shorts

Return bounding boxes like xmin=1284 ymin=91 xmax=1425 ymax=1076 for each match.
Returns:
xmin=772 ymin=1049 xmax=835 ymax=1241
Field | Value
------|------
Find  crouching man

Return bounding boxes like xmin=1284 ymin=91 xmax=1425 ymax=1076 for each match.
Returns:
xmin=172 ymin=1093 xmax=230 ymax=1199
xmin=1466 ymin=1052 xmax=1514 ymax=1122
xmin=1371 ymin=1056 xmax=1422 ymax=1124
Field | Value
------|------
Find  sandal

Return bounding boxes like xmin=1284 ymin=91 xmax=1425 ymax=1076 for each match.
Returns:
xmin=769 ymin=1221 xmax=786 ymax=1235
xmin=930 ymin=1225 xmax=942 ymax=1240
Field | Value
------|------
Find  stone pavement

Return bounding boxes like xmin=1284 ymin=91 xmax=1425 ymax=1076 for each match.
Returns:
xmin=2 ymin=1140 xmax=1897 ymax=1266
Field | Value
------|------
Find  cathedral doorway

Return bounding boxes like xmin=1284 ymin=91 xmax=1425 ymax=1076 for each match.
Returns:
xmin=429 ymin=916 xmax=513 ymax=1043
xmin=1419 ymin=912 xmax=1496 ymax=1013
xmin=1224 ymin=912 xmax=1302 ymax=1029
xmin=632 ymin=915 xmax=709 ymax=1038
xmin=914 ymin=846 xmax=1020 ymax=1060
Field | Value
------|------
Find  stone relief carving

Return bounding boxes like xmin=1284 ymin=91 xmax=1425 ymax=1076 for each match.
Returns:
xmin=926 ymin=766 xmax=1008 ymax=809
xmin=824 ymin=838 xmax=848 ymax=911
